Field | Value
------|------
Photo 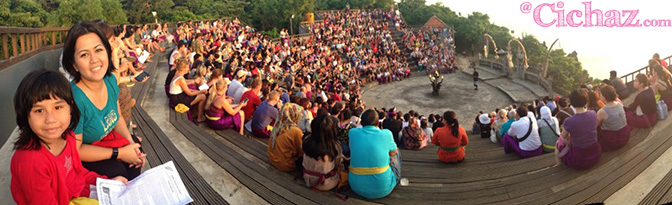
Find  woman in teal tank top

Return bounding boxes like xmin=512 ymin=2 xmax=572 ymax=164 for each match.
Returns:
xmin=62 ymin=21 xmax=146 ymax=180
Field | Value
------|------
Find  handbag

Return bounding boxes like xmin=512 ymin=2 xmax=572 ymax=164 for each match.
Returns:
xmin=657 ymin=100 xmax=668 ymax=120
xmin=490 ymin=128 xmax=497 ymax=143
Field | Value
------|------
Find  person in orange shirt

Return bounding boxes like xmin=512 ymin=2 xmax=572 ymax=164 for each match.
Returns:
xmin=431 ymin=111 xmax=469 ymax=163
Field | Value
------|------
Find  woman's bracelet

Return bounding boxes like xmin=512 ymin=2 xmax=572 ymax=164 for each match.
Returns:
xmin=110 ymin=147 xmax=119 ymax=160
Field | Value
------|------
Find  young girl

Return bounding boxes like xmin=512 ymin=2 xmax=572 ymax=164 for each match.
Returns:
xmin=11 ymin=70 xmax=128 ymax=204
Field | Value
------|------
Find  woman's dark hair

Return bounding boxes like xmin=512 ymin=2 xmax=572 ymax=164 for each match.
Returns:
xmin=303 ymin=115 xmax=339 ymax=160
xmin=420 ymin=119 xmax=428 ymax=129
xmin=635 ymin=73 xmax=649 ymax=87
xmin=653 ymin=64 xmax=672 ymax=88
xmin=14 ymin=70 xmax=81 ymax=151
xmin=95 ymin=21 xmax=115 ymax=39
xmin=62 ymin=21 xmax=115 ymax=83
xmin=569 ymin=88 xmax=589 ymax=107
xmin=360 ymin=109 xmax=379 ymax=126
xmin=600 ymin=85 xmax=617 ymax=102
xmin=340 ymin=109 xmax=352 ymax=121
xmin=428 ymin=114 xmax=435 ymax=123
xmin=316 ymin=107 xmax=330 ymax=117
xmin=443 ymin=111 xmax=459 ymax=137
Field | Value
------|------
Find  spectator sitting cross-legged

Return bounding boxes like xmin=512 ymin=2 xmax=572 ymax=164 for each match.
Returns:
xmin=240 ymin=78 xmax=263 ymax=121
xmin=431 ymin=111 xmax=469 ymax=163
xmin=555 ymin=88 xmax=602 ymax=170
xmin=401 ymin=117 xmax=428 ymax=150
xmin=537 ymin=106 xmax=561 ymax=153
xmin=169 ymin=58 xmax=208 ymax=122
xmin=205 ymin=79 xmax=246 ymax=134
xmin=302 ymin=115 xmax=345 ymax=191
xmin=502 ymin=106 xmax=543 ymax=158
xmin=597 ymin=85 xmax=631 ymax=152
xmin=251 ymin=90 xmax=281 ymax=138
xmin=268 ymin=103 xmax=306 ymax=172
xmin=348 ymin=109 xmax=401 ymax=199
xmin=624 ymin=73 xmax=657 ymax=128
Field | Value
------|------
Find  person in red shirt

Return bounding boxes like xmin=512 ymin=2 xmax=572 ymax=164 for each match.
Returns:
xmin=11 ymin=70 xmax=128 ymax=204
xmin=241 ymin=78 xmax=263 ymax=121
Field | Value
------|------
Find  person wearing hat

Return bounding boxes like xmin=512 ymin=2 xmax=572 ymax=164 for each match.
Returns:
xmin=476 ymin=113 xmax=492 ymax=138
xmin=228 ymin=69 xmax=247 ymax=103
xmin=502 ymin=106 xmax=543 ymax=158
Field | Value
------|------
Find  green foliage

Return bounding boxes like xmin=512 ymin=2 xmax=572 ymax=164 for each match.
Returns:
xmin=261 ymin=27 xmax=280 ymax=39
xmin=248 ymin=0 xmax=315 ymax=34
xmin=58 ymin=0 xmax=105 ymax=26
xmin=101 ymin=0 xmax=128 ymax=25
xmin=0 ymin=0 xmax=49 ymax=27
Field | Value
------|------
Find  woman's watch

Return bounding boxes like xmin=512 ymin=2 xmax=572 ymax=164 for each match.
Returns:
xmin=110 ymin=147 xmax=119 ymax=160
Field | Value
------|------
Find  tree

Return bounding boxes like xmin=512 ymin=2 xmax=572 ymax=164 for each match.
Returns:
xmin=0 ymin=0 xmax=49 ymax=27
xmin=100 ymin=0 xmax=128 ymax=25
xmin=57 ymin=0 xmax=105 ymax=26
xmin=248 ymin=0 xmax=315 ymax=33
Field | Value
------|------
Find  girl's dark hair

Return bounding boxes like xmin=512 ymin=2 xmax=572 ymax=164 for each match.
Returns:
xmin=600 ymin=85 xmax=617 ymax=102
xmin=428 ymin=114 xmax=435 ymax=123
xmin=420 ymin=119 xmax=428 ymax=129
xmin=303 ymin=115 xmax=339 ymax=160
xmin=14 ymin=70 xmax=80 ymax=150
xmin=443 ymin=111 xmax=459 ymax=138
xmin=62 ymin=21 xmax=115 ymax=83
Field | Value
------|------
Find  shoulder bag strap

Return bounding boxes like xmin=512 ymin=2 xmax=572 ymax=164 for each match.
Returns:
xmin=543 ymin=119 xmax=560 ymax=137
xmin=516 ymin=117 xmax=534 ymax=142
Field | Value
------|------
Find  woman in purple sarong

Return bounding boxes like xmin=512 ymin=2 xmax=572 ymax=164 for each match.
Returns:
xmin=597 ymin=85 xmax=631 ymax=152
xmin=205 ymin=79 xmax=247 ymax=134
xmin=555 ymin=88 xmax=602 ymax=170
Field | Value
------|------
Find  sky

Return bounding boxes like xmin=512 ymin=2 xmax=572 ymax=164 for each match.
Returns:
xmin=420 ymin=0 xmax=672 ymax=79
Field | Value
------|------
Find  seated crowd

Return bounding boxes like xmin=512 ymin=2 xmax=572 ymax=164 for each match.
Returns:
xmin=471 ymin=61 xmax=671 ymax=170
xmin=401 ymin=25 xmax=456 ymax=74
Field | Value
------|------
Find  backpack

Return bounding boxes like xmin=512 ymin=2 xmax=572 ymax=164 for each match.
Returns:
xmin=657 ymin=100 xmax=668 ymax=120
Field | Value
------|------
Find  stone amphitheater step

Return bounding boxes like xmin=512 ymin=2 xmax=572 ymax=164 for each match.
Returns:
xmin=485 ymin=78 xmax=540 ymax=103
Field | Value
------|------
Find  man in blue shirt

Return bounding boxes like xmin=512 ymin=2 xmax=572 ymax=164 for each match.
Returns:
xmin=348 ymin=109 xmax=401 ymax=199
xmin=251 ymin=91 xmax=281 ymax=138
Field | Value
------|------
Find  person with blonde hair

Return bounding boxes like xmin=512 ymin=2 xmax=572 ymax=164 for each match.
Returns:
xmin=252 ymin=90 xmax=281 ymax=138
xmin=492 ymin=109 xmax=508 ymax=142
xmin=169 ymin=58 xmax=208 ymax=122
xmin=205 ymin=79 xmax=246 ymax=134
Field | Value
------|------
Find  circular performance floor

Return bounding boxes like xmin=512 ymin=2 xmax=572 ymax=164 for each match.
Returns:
xmin=361 ymin=72 xmax=514 ymax=123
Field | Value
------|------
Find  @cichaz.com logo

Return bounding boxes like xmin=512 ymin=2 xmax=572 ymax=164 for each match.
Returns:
xmin=519 ymin=1 xmax=672 ymax=27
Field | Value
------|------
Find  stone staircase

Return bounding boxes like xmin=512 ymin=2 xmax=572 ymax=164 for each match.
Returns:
xmin=463 ymin=63 xmax=549 ymax=103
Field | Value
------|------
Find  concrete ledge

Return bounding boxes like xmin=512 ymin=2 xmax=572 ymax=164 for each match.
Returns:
xmin=0 ymin=127 xmax=19 ymax=205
